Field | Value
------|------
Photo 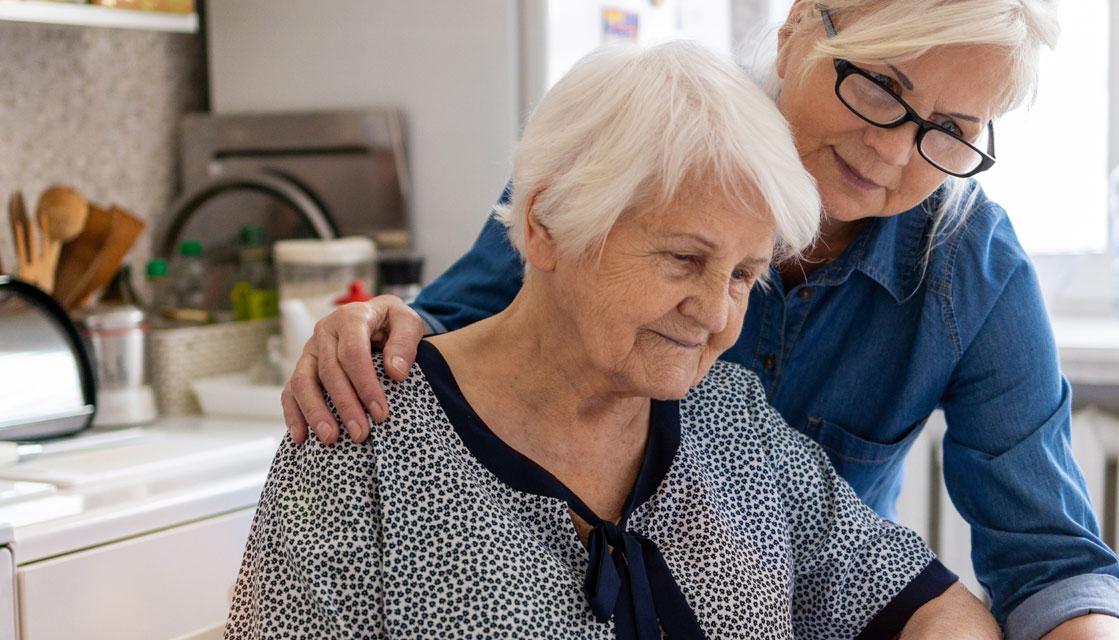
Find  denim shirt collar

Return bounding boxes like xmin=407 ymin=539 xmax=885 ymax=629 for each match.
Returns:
xmin=804 ymin=200 xmax=934 ymax=304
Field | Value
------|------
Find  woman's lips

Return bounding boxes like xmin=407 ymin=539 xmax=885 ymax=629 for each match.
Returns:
xmin=832 ymin=148 xmax=882 ymax=191
xmin=653 ymin=331 xmax=703 ymax=350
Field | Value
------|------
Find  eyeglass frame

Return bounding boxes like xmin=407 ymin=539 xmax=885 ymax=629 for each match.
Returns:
xmin=819 ymin=8 xmax=997 ymax=178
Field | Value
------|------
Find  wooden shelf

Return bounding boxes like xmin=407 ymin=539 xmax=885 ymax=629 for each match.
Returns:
xmin=0 ymin=1 xmax=197 ymax=33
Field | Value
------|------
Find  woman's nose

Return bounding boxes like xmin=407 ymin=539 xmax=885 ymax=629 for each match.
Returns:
xmin=679 ymin=282 xmax=731 ymax=335
xmin=863 ymin=122 xmax=918 ymax=167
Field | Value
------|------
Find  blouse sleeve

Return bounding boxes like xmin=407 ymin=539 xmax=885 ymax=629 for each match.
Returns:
xmin=224 ymin=431 xmax=385 ymax=639
xmin=749 ymin=377 xmax=958 ymax=638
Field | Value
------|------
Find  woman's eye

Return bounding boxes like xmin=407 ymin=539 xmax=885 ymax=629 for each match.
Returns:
xmin=670 ymin=253 xmax=701 ymax=269
xmin=935 ymin=118 xmax=964 ymax=136
xmin=731 ymin=268 xmax=757 ymax=286
xmin=868 ymin=71 xmax=899 ymax=94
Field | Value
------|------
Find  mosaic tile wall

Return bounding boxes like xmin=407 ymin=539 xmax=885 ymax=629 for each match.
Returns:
xmin=0 ymin=19 xmax=205 ymax=277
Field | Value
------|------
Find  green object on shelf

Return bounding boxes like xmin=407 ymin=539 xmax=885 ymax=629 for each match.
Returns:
xmin=146 ymin=258 xmax=168 ymax=278
xmin=238 ymin=225 xmax=266 ymax=248
xmin=178 ymin=239 xmax=202 ymax=256
xmin=231 ymin=227 xmax=278 ymax=321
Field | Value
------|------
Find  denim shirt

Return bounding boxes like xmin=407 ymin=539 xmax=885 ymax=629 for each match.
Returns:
xmin=412 ymin=183 xmax=1119 ymax=636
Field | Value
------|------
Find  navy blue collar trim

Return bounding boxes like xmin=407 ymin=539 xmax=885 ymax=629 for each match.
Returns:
xmin=856 ymin=559 xmax=958 ymax=639
xmin=415 ymin=339 xmax=704 ymax=640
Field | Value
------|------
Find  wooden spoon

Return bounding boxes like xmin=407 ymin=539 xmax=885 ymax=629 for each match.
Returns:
xmin=35 ymin=186 xmax=89 ymax=293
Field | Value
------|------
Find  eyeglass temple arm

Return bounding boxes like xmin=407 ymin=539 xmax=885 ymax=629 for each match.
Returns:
xmin=818 ymin=6 xmax=838 ymax=37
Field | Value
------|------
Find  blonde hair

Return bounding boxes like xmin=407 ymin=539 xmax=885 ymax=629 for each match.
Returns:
xmin=761 ymin=0 xmax=1060 ymax=270
xmin=494 ymin=41 xmax=820 ymax=267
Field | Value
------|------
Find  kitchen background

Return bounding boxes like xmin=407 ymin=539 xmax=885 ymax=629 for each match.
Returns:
xmin=0 ymin=19 xmax=204 ymax=270
xmin=0 ymin=1 xmax=1116 ymax=639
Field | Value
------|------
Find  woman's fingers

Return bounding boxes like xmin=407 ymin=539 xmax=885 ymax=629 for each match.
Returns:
xmin=335 ymin=302 xmax=389 ymax=423
xmin=289 ymin=349 xmax=339 ymax=445
xmin=312 ymin=322 xmax=371 ymax=443
xmin=281 ymin=295 xmax=427 ymax=444
xmin=380 ymin=301 xmax=425 ymax=381
xmin=280 ymin=383 xmax=309 ymax=444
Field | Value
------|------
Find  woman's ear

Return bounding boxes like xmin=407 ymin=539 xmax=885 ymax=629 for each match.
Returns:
xmin=523 ymin=189 xmax=558 ymax=273
xmin=776 ymin=0 xmax=814 ymax=80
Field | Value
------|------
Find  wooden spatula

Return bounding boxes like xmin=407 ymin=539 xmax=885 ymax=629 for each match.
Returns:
xmin=72 ymin=204 xmax=146 ymax=308
xmin=54 ymin=203 xmax=115 ymax=307
xmin=8 ymin=190 xmax=56 ymax=291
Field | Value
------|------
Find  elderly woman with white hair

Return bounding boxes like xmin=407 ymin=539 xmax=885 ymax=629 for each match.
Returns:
xmin=280 ymin=2 xmax=1119 ymax=638
xmin=226 ymin=42 xmax=993 ymax=639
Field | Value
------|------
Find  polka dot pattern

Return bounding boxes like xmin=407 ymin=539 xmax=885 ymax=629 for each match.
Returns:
xmin=226 ymin=357 xmax=944 ymax=638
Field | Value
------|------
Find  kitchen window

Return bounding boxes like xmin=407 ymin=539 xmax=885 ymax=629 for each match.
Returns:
xmin=978 ymin=0 xmax=1111 ymax=256
xmin=757 ymin=0 xmax=1114 ymax=260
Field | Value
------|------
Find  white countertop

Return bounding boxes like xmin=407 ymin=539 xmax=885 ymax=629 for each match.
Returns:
xmin=0 ymin=416 xmax=280 ymax=564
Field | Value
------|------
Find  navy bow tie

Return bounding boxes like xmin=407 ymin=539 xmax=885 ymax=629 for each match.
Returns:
xmin=583 ymin=520 xmax=706 ymax=640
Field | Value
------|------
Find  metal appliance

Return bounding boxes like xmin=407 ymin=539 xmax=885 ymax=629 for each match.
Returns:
xmin=0 ymin=276 xmax=97 ymax=440
xmin=168 ymin=109 xmax=412 ymax=254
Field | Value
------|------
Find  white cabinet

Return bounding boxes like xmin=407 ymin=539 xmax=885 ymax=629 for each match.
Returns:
xmin=0 ymin=546 xmax=15 ymax=640
xmin=0 ymin=417 xmax=279 ymax=640
xmin=17 ymin=508 xmax=252 ymax=640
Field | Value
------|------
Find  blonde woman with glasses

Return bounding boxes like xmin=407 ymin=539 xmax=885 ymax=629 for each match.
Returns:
xmin=279 ymin=2 xmax=1119 ymax=638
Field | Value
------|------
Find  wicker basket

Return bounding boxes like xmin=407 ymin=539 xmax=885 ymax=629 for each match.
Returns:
xmin=149 ymin=318 xmax=279 ymax=415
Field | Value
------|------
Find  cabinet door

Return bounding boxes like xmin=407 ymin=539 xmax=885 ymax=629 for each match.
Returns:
xmin=18 ymin=508 xmax=253 ymax=640
xmin=0 ymin=546 xmax=15 ymax=640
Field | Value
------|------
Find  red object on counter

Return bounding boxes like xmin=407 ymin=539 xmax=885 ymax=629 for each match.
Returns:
xmin=334 ymin=280 xmax=375 ymax=304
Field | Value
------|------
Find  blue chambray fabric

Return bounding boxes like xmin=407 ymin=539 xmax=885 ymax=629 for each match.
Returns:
xmin=411 ymin=181 xmax=1119 ymax=631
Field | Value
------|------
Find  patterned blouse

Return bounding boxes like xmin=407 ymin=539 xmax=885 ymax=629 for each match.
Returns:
xmin=226 ymin=340 xmax=956 ymax=639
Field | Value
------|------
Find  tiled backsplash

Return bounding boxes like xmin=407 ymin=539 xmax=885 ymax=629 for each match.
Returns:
xmin=0 ymin=20 xmax=205 ymax=275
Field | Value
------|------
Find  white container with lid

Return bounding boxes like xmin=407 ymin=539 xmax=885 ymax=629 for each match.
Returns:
xmin=273 ymin=237 xmax=376 ymax=368
xmin=79 ymin=304 xmax=158 ymax=428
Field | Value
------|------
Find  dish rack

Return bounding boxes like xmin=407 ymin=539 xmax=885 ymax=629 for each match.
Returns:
xmin=149 ymin=318 xmax=278 ymax=414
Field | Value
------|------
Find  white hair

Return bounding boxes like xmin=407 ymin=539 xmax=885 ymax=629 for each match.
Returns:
xmin=755 ymin=0 xmax=1060 ymax=269
xmin=493 ymin=40 xmax=820 ymax=267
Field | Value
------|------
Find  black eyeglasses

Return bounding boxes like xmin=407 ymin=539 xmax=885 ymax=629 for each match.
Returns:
xmin=820 ymin=9 xmax=996 ymax=178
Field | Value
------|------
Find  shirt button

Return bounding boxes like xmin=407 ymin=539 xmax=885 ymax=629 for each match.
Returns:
xmin=763 ymin=354 xmax=776 ymax=371
xmin=797 ymin=288 xmax=812 ymax=300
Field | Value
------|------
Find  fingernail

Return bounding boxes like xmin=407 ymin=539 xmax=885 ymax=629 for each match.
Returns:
xmin=376 ymin=400 xmax=388 ymax=422
xmin=392 ymin=356 xmax=407 ymax=373
xmin=316 ymin=421 xmax=332 ymax=440
xmin=345 ymin=420 xmax=359 ymax=439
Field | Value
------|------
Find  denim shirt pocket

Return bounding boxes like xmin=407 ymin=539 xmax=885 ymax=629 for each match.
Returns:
xmin=804 ymin=416 xmax=927 ymax=514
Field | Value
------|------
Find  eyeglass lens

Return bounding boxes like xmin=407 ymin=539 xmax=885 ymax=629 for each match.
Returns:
xmin=837 ymin=72 xmax=988 ymax=175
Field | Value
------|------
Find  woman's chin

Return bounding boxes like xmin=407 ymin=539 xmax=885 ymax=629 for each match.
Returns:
xmin=639 ymin=367 xmax=703 ymax=401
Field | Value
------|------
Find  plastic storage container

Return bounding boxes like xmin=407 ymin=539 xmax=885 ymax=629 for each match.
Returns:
xmin=273 ymin=237 xmax=376 ymax=368
xmin=377 ymin=253 xmax=424 ymax=303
